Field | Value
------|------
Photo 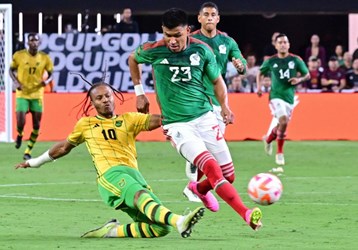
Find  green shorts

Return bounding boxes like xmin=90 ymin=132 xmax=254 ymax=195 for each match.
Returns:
xmin=97 ymin=166 xmax=162 ymax=222
xmin=16 ymin=98 xmax=43 ymax=113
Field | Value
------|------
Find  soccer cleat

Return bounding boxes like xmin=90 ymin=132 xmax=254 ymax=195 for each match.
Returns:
xmin=188 ymin=181 xmax=219 ymax=212
xmin=185 ymin=161 xmax=198 ymax=182
xmin=269 ymin=166 xmax=284 ymax=174
xmin=275 ymin=153 xmax=285 ymax=165
xmin=262 ymin=135 xmax=272 ymax=155
xmin=15 ymin=135 xmax=23 ymax=149
xmin=81 ymin=219 xmax=119 ymax=238
xmin=183 ymin=185 xmax=202 ymax=203
xmin=245 ymin=207 xmax=263 ymax=231
xmin=176 ymin=207 xmax=205 ymax=238
xmin=23 ymin=153 xmax=32 ymax=160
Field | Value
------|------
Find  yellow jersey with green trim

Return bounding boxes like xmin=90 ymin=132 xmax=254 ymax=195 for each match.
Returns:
xmin=67 ymin=112 xmax=151 ymax=177
xmin=10 ymin=49 xmax=54 ymax=99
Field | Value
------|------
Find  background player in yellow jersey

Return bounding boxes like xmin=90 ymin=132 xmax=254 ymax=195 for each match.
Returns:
xmin=14 ymin=82 xmax=204 ymax=238
xmin=9 ymin=33 xmax=54 ymax=160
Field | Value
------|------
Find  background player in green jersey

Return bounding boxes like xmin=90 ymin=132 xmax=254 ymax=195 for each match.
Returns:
xmin=183 ymin=1 xmax=247 ymax=202
xmin=15 ymin=82 xmax=205 ymax=238
xmin=129 ymin=8 xmax=262 ymax=231
xmin=257 ymin=33 xmax=310 ymax=170
xmin=9 ymin=33 xmax=54 ymax=160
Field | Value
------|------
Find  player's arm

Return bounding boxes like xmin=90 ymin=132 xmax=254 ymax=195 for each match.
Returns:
xmin=256 ymin=71 xmax=265 ymax=97
xmin=230 ymin=41 xmax=247 ymax=74
xmin=213 ymin=75 xmax=234 ymax=125
xmin=148 ymin=114 xmax=162 ymax=131
xmin=288 ymin=73 xmax=310 ymax=86
xmin=41 ymin=71 xmax=54 ymax=86
xmin=9 ymin=67 xmax=22 ymax=90
xmin=15 ymin=140 xmax=76 ymax=169
xmin=128 ymin=51 xmax=150 ymax=114
xmin=256 ymin=59 xmax=270 ymax=97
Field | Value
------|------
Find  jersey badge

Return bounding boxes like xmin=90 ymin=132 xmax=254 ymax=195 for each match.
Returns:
xmin=219 ymin=44 xmax=227 ymax=54
xmin=273 ymin=63 xmax=278 ymax=68
xmin=93 ymin=123 xmax=100 ymax=128
xmin=288 ymin=61 xmax=295 ymax=69
xmin=189 ymin=53 xmax=200 ymax=66
xmin=115 ymin=121 xmax=123 ymax=127
xmin=160 ymin=58 xmax=169 ymax=64
xmin=118 ymin=178 xmax=126 ymax=188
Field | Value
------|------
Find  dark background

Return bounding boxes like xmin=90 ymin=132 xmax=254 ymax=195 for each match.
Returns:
xmin=7 ymin=0 xmax=358 ymax=62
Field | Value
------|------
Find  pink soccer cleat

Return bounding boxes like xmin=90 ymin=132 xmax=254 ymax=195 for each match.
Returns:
xmin=188 ymin=181 xmax=219 ymax=212
xmin=245 ymin=207 xmax=263 ymax=231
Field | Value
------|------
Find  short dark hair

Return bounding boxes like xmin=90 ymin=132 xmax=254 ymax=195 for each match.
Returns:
xmin=162 ymin=8 xmax=188 ymax=29
xmin=199 ymin=2 xmax=219 ymax=13
xmin=27 ymin=32 xmax=39 ymax=40
xmin=275 ymin=33 xmax=288 ymax=41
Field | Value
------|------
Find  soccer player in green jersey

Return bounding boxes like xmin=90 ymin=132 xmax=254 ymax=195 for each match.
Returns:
xmin=9 ymin=33 xmax=54 ymax=160
xmin=257 ymin=33 xmax=310 ymax=170
xmin=15 ymin=82 xmax=205 ymax=238
xmin=183 ymin=1 xmax=247 ymax=202
xmin=129 ymin=8 xmax=262 ymax=231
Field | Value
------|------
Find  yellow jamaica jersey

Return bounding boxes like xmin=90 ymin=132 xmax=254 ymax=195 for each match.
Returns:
xmin=10 ymin=49 xmax=54 ymax=99
xmin=67 ymin=112 xmax=151 ymax=177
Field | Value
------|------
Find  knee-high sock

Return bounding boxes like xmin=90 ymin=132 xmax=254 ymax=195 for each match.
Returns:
xmin=136 ymin=191 xmax=180 ymax=227
xmin=25 ymin=129 xmax=39 ymax=154
xmin=276 ymin=129 xmax=285 ymax=154
xmin=111 ymin=222 xmax=171 ymax=238
xmin=266 ymin=127 xmax=277 ymax=144
xmin=195 ymin=151 xmax=249 ymax=219
xmin=108 ymin=191 xmax=178 ymax=238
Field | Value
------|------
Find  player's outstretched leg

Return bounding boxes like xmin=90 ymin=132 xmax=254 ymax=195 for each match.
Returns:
xmin=81 ymin=219 xmax=119 ymax=238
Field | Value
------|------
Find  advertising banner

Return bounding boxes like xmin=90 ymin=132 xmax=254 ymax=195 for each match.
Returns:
xmin=38 ymin=33 xmax=163 ymax=92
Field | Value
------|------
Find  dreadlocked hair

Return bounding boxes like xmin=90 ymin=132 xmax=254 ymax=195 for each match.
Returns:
xmin=70 ymin=72 xmax=125 ymax=118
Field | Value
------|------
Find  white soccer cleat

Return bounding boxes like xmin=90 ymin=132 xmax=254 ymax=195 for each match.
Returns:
xmin=275 ymin=153 xmax=285 ymax=166
xmin=183 ymin=186 xmax=202 ymax=203
xmin=262 ymin=136 xmax=273 ymax=155
xmin=176 ymin=207 xmax=205 ymax=238
xmin=81 ymin=219 xmax=119 ymax=238
xmin=185 ymin=161 xmax=198 ymax=181
xmin=269 ymin=166 xmax=284 ymax=174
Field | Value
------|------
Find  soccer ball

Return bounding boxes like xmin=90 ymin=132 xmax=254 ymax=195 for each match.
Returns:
xmin=247 ymin=173 xmax=283 ymax=205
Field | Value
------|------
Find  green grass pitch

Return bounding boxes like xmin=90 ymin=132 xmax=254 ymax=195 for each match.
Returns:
xmin=1 ymin=141 xmax=357 ymax=249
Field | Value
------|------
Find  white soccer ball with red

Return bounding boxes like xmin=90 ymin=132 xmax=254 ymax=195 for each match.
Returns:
xmin=247 ymin=173 xmax=283 ymax=205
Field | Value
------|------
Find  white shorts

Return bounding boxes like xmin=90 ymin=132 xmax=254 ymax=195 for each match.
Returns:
xmin=269 ymin=98 xmax=294 ymax=120
xmin=163 ymin=111 xmax=232 ymax=166
xmin=212 ymin=105 xmax=226 ymax=134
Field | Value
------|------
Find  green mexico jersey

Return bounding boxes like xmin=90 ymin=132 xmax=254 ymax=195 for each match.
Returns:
xmin=260 ymin=54 xmax=309 ymax=104
xmin=191 ymin=30 xmax=246 ymax=106
xmin=134 ymin=37 xmax=220 ymax=125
